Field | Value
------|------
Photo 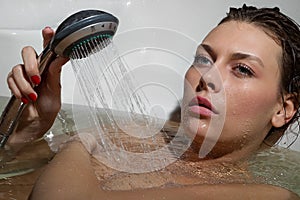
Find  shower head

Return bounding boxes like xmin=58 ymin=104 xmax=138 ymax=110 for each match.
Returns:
xmin=48 ymin=9 xmax=119 ymax=58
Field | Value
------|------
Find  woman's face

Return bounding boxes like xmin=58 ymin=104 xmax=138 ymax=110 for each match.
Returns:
xmin=182 ymin=21 xmax=283 ymax=157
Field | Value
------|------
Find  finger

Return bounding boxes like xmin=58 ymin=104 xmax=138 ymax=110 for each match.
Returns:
xmin=11 ymin=64 xmax=37 ymax=102
xmin=21 ymin=46 xmax=41 ymax=86
xmin=45 ymin=57 xmax=69 ymax=94
xmin=7 ymin=73 xmax=22 ymax=99
xmin=42 ymin=26 xmax=54 ymax=48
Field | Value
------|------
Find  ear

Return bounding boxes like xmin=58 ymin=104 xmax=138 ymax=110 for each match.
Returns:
xmin=271 ymin=95 xmax=297 ymax=128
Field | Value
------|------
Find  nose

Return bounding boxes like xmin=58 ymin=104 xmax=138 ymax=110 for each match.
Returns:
xmin=196 ymin=65 xmax=222 ymax=93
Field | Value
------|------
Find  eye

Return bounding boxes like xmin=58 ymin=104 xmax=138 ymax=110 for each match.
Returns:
xmin=232 ymin=63 xmax=255 ymax=78
xmin=193 ymin=55 xmax=213 ymax=67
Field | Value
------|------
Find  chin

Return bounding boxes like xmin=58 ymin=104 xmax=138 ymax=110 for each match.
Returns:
xmin=181 ymin=117 xmax=243 ymax=158
xmin=181 ymin=115 xmax=209 ymax=140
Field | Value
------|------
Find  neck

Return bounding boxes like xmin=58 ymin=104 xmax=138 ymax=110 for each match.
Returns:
xmin=180 ymin=139 xmax=260 ymax=165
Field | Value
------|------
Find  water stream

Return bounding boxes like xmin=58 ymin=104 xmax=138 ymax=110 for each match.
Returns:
xmin=69 ymin=38 xmax=188 ymax=173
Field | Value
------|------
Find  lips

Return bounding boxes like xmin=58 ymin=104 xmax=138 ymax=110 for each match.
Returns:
xmin=188 ymin=96 xmax=219 ymax=117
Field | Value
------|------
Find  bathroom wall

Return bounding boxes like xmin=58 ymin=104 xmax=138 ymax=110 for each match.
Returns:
xmin=0 ymin=0 xmax=299 ymax=150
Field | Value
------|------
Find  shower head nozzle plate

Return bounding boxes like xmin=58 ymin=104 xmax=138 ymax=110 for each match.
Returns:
xmin=50 ymin=10 xmax=119 ymax=58
xmin=54 ymin=21 xmax=118 ymax=57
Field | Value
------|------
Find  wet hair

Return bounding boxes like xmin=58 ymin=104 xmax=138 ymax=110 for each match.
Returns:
xmin=218 ymin=4 xmax=300 ymax=146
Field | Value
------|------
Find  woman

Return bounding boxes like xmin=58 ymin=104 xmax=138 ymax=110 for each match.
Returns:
xmin=6 ymin=4 xmax=300 ymax=199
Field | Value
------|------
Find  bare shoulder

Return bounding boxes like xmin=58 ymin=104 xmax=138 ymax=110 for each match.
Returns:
xmin=29 ymin=141 xmax=299 ymax=200
xmin=29 ymin=141 xmax=99 ymax=200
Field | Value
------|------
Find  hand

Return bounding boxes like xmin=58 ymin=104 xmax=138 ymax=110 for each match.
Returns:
xmin=6 ymin=27 xmax=69 ymax=145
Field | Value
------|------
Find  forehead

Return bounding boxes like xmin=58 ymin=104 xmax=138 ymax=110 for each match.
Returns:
xmin=200 ymin=21 xmax=282 ymax=63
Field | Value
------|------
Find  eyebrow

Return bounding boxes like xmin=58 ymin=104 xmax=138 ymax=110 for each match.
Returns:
xmin=231 ymin=52 xmax=265 ymax=68
xmin=199 ymin=44 xmax=216 ymax=61
xmin=199 ymin=44 xmax=265 ymax=68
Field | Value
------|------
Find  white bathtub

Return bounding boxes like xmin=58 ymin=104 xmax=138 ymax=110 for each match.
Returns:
xmin=0 ymin=0 xmax=299 ymax=151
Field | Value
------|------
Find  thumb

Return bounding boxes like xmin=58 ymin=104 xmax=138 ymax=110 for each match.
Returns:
xmin=42 ymin=27 xmax=55 ymax=48
xmin=45 ymin=57 xmax=69 ymax=94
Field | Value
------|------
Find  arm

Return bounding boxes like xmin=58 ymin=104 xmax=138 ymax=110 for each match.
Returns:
xmin=6 ymin=27 xmax=68 ymax=147
xmin=30 ymin=141 xmax=299 ymax=200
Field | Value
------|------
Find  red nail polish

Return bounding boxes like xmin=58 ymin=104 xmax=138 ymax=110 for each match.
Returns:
xmin=31 ymin=75 xmax=41 ymax=85
xmin=21 ymin=97 xmax=29 ymax=104
xmin=28 ymin=93 xmax=37 ymax=102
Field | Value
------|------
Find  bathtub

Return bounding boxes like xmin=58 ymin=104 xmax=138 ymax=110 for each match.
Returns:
xmin=1 ymin=0 xmax=299 ymax=151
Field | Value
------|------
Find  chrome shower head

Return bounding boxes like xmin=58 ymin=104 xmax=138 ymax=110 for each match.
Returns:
xmin=51 ymin=9 xmax=119 ymax=57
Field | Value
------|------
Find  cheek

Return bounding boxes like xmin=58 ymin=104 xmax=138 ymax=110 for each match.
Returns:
xmin=224 ymin=83 xmax=278 ymax=133
xmin=182 ymin=68 xmax=199 ymax=104
xmin=184 ymin=66 xmax=204 ymax=87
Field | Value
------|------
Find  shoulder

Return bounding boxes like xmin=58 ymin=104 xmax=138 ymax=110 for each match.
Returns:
xmin=30 ymin=140 xmax=99 ymax=200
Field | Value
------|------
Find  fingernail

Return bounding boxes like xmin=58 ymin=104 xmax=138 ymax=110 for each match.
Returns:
xmin=28 ymin=93 xmax=37 ymax=102
xmin=21 ymin=97 xmax=29 ymax=104
xmin=31 ymin=75 xmax=41 ymax=85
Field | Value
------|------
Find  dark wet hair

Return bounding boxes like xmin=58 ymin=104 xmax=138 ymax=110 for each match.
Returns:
xmin=219 ymin=4 xmax=300 ymax=146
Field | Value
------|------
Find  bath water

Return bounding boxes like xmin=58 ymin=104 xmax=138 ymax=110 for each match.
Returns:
xmin=0 ymin=97 xmax=299 ymax=198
